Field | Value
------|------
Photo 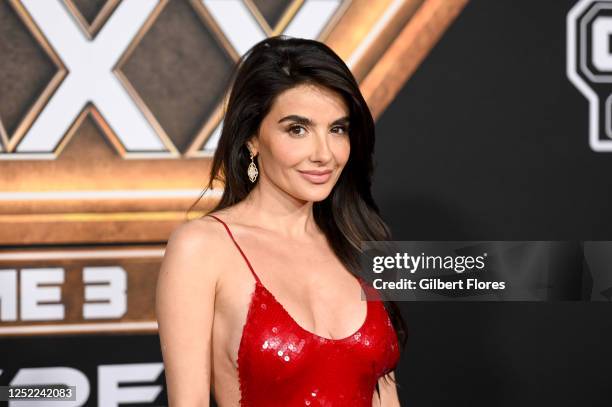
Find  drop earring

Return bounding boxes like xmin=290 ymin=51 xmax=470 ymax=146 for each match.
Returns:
xmin=247 ymin=150 xmax=258 ymax=183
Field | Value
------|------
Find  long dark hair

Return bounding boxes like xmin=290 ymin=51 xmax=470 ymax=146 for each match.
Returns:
xmin=188 ymin=35 xmax=407 ymax=392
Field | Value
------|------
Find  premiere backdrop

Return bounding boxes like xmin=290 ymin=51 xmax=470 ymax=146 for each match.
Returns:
xmin=0 ymin=0 xmax=611 ymax=406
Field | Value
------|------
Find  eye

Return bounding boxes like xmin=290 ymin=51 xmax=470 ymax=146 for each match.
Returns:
xmin=288 ymin=125 xmax=306 ymax=136
xmin=331 ymin=125 xmax=348 ymax=135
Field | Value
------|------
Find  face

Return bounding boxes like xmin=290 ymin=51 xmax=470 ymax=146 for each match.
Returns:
xmin=248 ymin=83 xmax=351 ymax=203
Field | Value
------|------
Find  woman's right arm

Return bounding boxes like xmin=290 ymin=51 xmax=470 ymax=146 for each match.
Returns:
xmin=155 ymin=220 xmax=221 ymax=406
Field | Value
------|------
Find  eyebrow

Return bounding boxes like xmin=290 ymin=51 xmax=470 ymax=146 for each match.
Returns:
xmin=277 ymin=114 xmax=350 ymax=127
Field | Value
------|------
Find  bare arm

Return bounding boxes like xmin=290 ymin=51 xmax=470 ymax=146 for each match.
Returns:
xmin=372 ymin=371 xmax=402 ymax=407
xmin=156 ymin=221 xmax=220 ymax=406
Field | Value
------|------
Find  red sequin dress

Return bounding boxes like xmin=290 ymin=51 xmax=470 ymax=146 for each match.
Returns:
xmin=208 ymin=214 xmax=400 ymax=407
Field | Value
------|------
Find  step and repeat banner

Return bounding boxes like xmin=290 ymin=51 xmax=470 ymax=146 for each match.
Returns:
xmin=0 ymin=0 xmax=467 ymax=405
xmin=2 ymin=0 xmax=611 ymax=406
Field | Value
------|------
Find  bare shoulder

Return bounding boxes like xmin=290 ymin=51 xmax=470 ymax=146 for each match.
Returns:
xmin=156 ymin=215 xmax=231 ymax=404
xmin=169 ymin=214 xmax=225 ymax=239
xmin=161 ymin=216 xmax=232 ymax=286
xmin=167 ymin=216 xmax=225 ymax=249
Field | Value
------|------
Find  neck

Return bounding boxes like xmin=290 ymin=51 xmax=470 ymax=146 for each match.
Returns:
xmin=236 ymin=176 xmax=320 ymax=239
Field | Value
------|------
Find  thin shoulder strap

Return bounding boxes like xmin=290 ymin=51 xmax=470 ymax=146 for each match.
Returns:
xmin=207 ymin=214 xmax=261 ymax=284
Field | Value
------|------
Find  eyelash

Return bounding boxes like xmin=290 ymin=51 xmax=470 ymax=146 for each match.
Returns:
xmin=287 ymin=125 xmax=348 ymax=136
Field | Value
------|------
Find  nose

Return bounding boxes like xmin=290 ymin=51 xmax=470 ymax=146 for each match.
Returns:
xmin=310 ymin=131 xmax=333 ymax=163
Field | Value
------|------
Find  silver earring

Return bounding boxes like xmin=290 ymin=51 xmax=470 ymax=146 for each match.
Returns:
xmin=247 ymin=150 xmax=258 ymax=183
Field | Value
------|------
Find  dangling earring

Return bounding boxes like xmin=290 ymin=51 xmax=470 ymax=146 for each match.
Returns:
xmin=247 ymin=150 xmax=258 ymax=183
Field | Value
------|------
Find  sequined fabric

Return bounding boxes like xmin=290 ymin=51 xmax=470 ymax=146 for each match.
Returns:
xmin=208 ymin=215 xmax=400 ymax=407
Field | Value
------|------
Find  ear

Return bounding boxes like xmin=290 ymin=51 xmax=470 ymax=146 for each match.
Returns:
xmin=246 ymin=136 xmax=259 ymax=156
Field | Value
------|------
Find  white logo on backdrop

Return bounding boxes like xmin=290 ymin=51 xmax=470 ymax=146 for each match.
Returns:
xmin=6 ymin=0 xmax=341 ymax=158
xmin=0 ymin=266 xmax=127 ymax=322
xmin=568 ymin=0 xmax=612 ymax=152
xmin=16 ymin=0 xmax=165 ymax=157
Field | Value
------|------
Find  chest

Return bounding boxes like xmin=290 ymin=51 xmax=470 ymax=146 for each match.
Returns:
xmin=235 ymin=283 xmax=400 ymax=405
xmin=216 ymin=241 xmax=369 ymax=354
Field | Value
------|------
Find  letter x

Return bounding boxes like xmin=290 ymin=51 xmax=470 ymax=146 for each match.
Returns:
xmin=17 ymin=0 xmax=174 ymax=156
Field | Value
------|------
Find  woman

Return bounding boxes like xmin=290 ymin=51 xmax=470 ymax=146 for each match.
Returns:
xmin=156 ymin=35 xmax=407 ymax=406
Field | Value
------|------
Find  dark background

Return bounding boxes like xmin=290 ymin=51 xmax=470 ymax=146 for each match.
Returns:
xmin=374 ymin=1 xmax=612 ymax=406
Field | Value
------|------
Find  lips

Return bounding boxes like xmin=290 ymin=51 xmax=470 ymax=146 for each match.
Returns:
xmin=298 ymin=169 xmax=333 ymax=184
xmin=299 ymin=169 xmax=332 ymax=176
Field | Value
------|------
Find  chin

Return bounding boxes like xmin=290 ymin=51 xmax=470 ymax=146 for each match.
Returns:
xmin=293 ymin=187 xmax=334 ymax=203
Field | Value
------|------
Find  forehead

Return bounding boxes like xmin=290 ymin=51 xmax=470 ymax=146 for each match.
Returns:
xmin=268 ymin=84 xmax=349 ymax=119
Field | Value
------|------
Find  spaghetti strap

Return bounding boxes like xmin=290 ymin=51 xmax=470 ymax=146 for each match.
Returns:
xmin=206 ymin=214 xmax=261 ymax=284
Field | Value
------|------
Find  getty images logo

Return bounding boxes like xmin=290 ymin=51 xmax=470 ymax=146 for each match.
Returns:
xmin=567 ymin=0 xmax=612 ymax=152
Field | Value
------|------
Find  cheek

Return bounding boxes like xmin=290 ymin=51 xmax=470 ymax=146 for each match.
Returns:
xmin=333 ymin=137 xmax=351 ymax=166
xmin=266 ymin=137 xmax=303 ymax=168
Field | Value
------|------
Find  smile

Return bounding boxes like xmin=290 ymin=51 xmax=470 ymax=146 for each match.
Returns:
xmin=298 ymin=169 xmax=333 ymax=184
